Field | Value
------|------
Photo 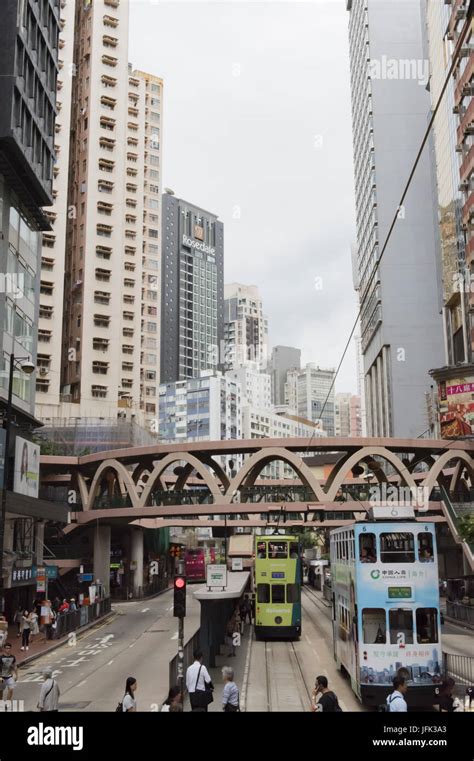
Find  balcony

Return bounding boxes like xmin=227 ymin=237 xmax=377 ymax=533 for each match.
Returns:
xmin=96 ymin=245 xmax=112 ymax=259
xmin=101 ymin=95 xmax=117 ymax=110
xmin=102 ymin=55 xmax=118 ymax=68
xmin=92 ymin=361 xmax=109 ymax=375
xmin=95 ymin=267 xmax=111 ymax=282
xmin=98 ymin=201 xmax=113 ymax=215
xmin=462 ymin=190 xmax=474 ymax=226
xmin=448 ymin=0 xmax=468 ymax=39
xmin=101 ymin=75 xmax=117 ymax=88
xmin=99 ymin=159 xmax=115 ymax=173
xmin=460 ymin=144 xmax=474 ymax=183
xmin=100 ymin=116 xmax=116 ymax=131
xmin=98 ymin=180 xmax=114 ymax=193
xmin=97 ymin=224 xmax=113 ymax=237
xmin=94 ymin=314 xmax=111 ymax=328
xmin=103 ymin=14 xmax=119 ymax=28
xmin=99 ymin=137 xmax=115 ymax=151
xmin=457 ymin=97 xmax=474 ymax=145
xmin=128 ymin=106 xmax=139 ymax=118
xmin=124 ymin=246 xmax=136 ymax=256
xmin=92 ymin=385 xmax=108 ymax=398
xmin=104 ymin=0 xmax=120 ymax=7
xmin=103 ymin=35 xmax=118 ymax=48
xmin=455 ymin=53 xmax=474 ymax=106
xmin=94 ymin=291 xmax=111 ymax=305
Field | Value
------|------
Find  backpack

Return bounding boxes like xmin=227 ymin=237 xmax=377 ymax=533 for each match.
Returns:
xmin=378 ymin=694 xmax=402 ymax=713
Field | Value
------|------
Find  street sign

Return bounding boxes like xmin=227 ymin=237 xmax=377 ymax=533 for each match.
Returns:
xmin=79 ymin=573 xmax=93 ymax=582
xmin=36 ymin=566 xmax=46 ymax=594
xmin=231 ymin=558 xmax=243 ymax=571
xmin=206 ymin=564 xmax=227 ymax=590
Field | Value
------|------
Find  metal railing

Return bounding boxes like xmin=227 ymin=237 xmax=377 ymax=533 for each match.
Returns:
xmin=169 ymin=629 xmax=201 ymax=694
xmin=446 ymin=600 xmax=474 ymax=627
xmin=443 ymin=650 xmax=474 ymax=686
xmin=109 ymin=577 xmax=169 ymax=601
xmin=54 ymin=597 xmax=111 ymax=639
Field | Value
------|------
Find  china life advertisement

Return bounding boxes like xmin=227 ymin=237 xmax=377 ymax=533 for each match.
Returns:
xmin=438 ymin=376 xmax=474 ymax=437
xmin=357 ymin=528 xmax=441 ymax=686
xmin=14 ymin=437 xmax=39 ymax=498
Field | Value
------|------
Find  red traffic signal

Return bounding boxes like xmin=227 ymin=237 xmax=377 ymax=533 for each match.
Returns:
xmin=173 ymin=575 xmax=186 ymax=618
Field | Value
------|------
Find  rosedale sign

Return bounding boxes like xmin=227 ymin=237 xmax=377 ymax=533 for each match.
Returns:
xmin=182 ymin=234 xmax=215 ymax=256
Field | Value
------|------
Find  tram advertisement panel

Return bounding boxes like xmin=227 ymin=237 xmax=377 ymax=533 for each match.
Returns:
xmin=355 ymin=524 xmax=441 ymax=687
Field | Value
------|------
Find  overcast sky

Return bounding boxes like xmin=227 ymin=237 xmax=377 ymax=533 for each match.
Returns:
xmin=130 ymin=0 xmax=358 ymax=393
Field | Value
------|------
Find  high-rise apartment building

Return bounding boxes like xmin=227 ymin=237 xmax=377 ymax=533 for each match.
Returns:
xmin=268 ymin=345 xmax=301 ymax=406
xmin=35 ymin=1 xmax=163 ymax=436
xmin=226 ymin=362 xmax=271 ymax=409
xmin=347 ymin=0 xmax=444 ymax=438
xmin=425 ymin=2 xmax=474 ymax=438
xmin=285 ymin=364 xmax=336 ymax=436
xmin=0 ymin=0 xmax=60 ymax=425
xmin=335 ymin=392 xmax=362 ymax=437
xmin=160 ymin=192 xmax=224 ymax=384
xmin=224 ymin=283 xmax=268 ymax=369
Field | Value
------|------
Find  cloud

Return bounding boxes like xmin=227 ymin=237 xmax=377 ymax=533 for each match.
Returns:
xmin=130 ymin=0 xmax=358 ymax=392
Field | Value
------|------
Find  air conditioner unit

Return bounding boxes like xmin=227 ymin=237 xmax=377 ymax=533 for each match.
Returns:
xmin=39 ymin=367 xmax=49 ymax=376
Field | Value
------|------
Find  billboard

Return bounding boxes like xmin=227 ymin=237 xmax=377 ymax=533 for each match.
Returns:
xmin=438 ymin=376 xmax=474 ymax=437
xmin=13 ymin=437 xmax=39 ymax=498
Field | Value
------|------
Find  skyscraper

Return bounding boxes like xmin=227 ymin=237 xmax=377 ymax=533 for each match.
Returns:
xmin=224 ymin=283 xmax=268 ymax=369
xmin=160 ymin=192 xmax=224 ymax=383
xmin=347 ymin=0 xmax=444 ymax=437
xmin=268 ymin=345 xmax=301 ymax=406
xmin=35 ymin=1 xmax=164 ymax=435
xmin=285 ymin=364 xmax=336 ymax=436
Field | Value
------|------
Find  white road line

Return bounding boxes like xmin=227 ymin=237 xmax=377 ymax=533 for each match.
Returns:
xmin=129 ymin=643 xmax=136 ymax=648
xmin=76 ymin=679 xmax=87 ymax=688
xmin=107 ymin=660 xmax=114 ymax=666
xmin=141 ymin=608 xmax=150 ymax=613
xmin=171 ymin=632 xmax=178 ymax=640
xmin=240 ymin=629 xmax=253 ymax=713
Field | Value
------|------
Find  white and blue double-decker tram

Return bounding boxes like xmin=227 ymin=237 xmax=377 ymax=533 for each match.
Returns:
xmin=330 ymin=507 xmax=442 ymax=707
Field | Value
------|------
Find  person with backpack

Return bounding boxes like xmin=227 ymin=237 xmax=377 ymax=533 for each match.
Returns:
xmin=116 ymin=676 xmax=137 ymax=712
xmin=311 ymin=675 xmax=343 ymax=712
xmin=384 ymin=675 xmax=408 ymax=712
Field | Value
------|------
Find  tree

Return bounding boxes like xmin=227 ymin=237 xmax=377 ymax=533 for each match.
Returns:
xmin=459 ymin=514 xmax=474 ymax=545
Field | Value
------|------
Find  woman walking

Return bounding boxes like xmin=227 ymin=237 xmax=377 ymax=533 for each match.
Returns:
xmin=161 ymin=685 xmax=182 ymax=712
xmin=20 ymin=610 xmax=31 ymax=651
xmin=121 ymin=677 xmax=137 ymax=712
xmin=29 ymin=609 xmax=39 ymax=642
xmin=222 ymin=666 xmax=240 ymax=712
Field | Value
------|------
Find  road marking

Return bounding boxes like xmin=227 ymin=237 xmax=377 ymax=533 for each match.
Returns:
xmin=171 ymin=632 xmax=178 ymax=640
xmin=240 ymin=628 xmax=253 ymax=713
xmin=76 ymin=679 xmax=87 ymax=688
xmin=107 ymin=659 xmax=114 ymax=666
xmin=129 ymin=643 xmax=136 ymax=648
xmin=305 ymin=635 xmax=312 ymax=645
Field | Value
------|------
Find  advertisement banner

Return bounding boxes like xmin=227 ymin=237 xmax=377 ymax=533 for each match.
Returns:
xmin=13 ymin=436 xmax=39 ymax=497
xmin=438 ymin=375 xmax=474 ymax=437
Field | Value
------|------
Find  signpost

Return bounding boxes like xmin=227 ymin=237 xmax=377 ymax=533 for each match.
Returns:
xmin=206 ymin=564 xmax=227 ymax=591
xmin=231 ymin=558 xmax=243 ymax=571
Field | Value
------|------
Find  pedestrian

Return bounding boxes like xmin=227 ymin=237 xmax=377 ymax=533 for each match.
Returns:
xmin=385 ymin=675 xmax=408 ymax=712
xmin=222 ymin=666 xmax=240 ymax=712
xmin=119 ymin=677 xmax=137 ymax=712
xmin=69 ymin=598 xmax=77 ymax=612
xmin=37 ymin=667 xmax=60 ymax=712
xmin=29 ymin=609 xmax=39 ymax=641
xmin=226 ymin=617 xmax=236 ymax=657
xmin=186 ymin=649 xmax=214 ymax=712
xmin=437 ymin=678 xmax=463 ymax=712
xmin=161 ymin=685 xmax=182 ymax=712
xmin=311 ymin=675 xmax=342 ymax=712
xmin=58 ymin=599 xmax=69 ymax=614
xmin=14 ymin=607 xmax=23 ymax=638
xmin=0 ymin=615 xmax=8 ymax=648
xmin=243 ymin=595 xmax=252 ymax=624
xmin=0 ymin=642 xmax=18 ymax=702
xmin=20 ymin=610 xmax=31 ymax=651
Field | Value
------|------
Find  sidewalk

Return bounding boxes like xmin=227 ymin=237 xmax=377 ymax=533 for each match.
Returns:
xmin=4 ymin=611 xmax=115 ymax=668
xmin=184 ymin=622 xmax=252 ymax=712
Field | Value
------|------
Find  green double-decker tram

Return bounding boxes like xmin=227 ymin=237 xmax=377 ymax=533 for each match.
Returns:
xmin=254 ymin=534 xmax=302 ymax=640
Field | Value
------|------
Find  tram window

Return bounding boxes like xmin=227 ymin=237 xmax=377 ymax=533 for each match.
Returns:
xmin=416 ymin=608 xmax=438 ymax=643
xmin=257 ymin=542 xmax=266 ymax=559
xmin=389 ymin=608 xmax=414 ymax=644
xmin=287 ymin=583 xmax=300 ymax=603
xmin=257 ymin=584 xmax=270 ymax=603
xmin=290 ymin=542 xmax=299 ymax=559
xmin=362 ymin=608 xmax=387 ymax=644
xmin=272 ymin=585 xmax=285 ymax=603
xmin=359 ymin=534 xmax=376 ymax=563
xmin=268 ymin=542 xmax=287 ymax=559
xmin=380 ymin=533 xmax=415 ymax=563
xmin=418 ymin=533 xmax=434 ymax=562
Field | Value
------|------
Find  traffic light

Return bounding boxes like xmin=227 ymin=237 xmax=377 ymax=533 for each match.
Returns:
xmin=173 ymin=575 xmax=186 ymax=618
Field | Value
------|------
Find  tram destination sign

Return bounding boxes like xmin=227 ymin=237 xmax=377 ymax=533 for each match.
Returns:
xmin=388 ymin=586 xmax=412 ymax=599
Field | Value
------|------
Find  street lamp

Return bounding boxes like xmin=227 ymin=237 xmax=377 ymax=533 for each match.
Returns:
xmin=0 ymin=354 xmax=35 ymax=613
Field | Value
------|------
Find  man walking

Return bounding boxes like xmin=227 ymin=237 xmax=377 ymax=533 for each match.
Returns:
xmin=0 ymin=643 xmax=18 ymax=702
xmin=37 ymin=667 xmax=60 ymax=712
xmin=186 ymin=649 xmax=214 ymax=712
xmin=386 ymin=675 xmax=408 ymax=712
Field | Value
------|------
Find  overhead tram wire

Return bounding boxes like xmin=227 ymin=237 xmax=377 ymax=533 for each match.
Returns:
xmin=304 ymin=2 xmax=474 ymax=460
